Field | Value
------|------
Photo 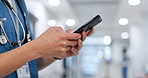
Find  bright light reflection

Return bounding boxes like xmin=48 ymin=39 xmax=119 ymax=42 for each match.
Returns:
xmin=121 ymin=32 xmax=129 ymax=39
xmin=128 ymin=0 xmax=141 ymax=6
xmin=66 ymin=19 xmax=76 ymax=26
xmin=48 ymin=20 xmax=56 ymax=26
xmin=48 ymin=0 xmax=60 ymax=6
xmin=103 ymin=35 xmax=112 ymax=45
xmin=119 ymin=18 xmax=129 ymax=25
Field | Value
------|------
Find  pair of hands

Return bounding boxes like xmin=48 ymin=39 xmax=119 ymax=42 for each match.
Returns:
xmin=33 ymin=27 xmax=94 ymax=59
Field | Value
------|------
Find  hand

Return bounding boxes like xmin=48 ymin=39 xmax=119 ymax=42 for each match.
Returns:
xmin=81 ymin=28 xmax=94 ymax=41
xmin=31 ymin=27 xmax=81 ymax=58
xmin=63 ymin=28 xmax=94 ymax=57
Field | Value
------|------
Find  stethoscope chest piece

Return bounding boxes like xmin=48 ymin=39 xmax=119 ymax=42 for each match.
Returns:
xmin=0 ymin=34 xmax=7 ymax=45
xmin=1 ymin=0 xmax=32 ymax=47
xmin=0 ymin=21 xmax=7 ymax=45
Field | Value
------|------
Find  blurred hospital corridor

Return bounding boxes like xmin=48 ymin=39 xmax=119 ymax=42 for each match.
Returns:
xmin=24 ymin=0 xmax=148 ymax=78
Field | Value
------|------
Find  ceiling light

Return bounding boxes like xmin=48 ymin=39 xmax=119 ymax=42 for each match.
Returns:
xmin=121 ymin=32 xmax=129 ymax=39
xmin=66 ymin=19 xmax=76 ymax=26
xmin=48 ymin=0 xmax=60 ymax=6
xmin=128 ymin=0 xmax=141 ymax=6
xmin=103 ymin=35 xmax=112 ymax=45
xmin=119 ymin=18 xmax=129 ymax=25
xmin=48 ymin=20 xmax=56 ymax=26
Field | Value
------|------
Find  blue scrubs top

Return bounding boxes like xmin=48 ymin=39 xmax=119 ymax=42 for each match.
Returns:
xmin=0 ymin=0 xmax=38 ymax=78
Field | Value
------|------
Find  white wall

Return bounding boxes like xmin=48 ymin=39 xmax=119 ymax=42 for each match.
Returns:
xmin=129 ymin=15 xmax=148 ymax=78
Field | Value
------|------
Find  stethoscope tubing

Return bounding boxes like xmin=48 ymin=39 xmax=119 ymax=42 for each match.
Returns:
xmin=1 ymin=0 xmax=31 ymax=47
xmin=0 ymin=21 xmax=13 ymax=47
xmin=11 ymin=10 xmax=26 ymax=45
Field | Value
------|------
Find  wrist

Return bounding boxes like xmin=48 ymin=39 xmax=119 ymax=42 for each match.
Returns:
xmin=21 ymin=40 xmax=41 ymax=60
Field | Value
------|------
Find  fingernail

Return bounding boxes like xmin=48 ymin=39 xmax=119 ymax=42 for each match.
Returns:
xmin=79 ymin=40 xmax=82 ymax=44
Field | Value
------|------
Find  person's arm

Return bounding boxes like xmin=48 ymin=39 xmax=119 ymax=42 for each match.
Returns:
xmin=0 ymin=27 xmax=81 ymax=77
xmin=37 ymin=28 xmax=94 ymax=71
xmin=0 ymin=41 xmax=39 ymax=77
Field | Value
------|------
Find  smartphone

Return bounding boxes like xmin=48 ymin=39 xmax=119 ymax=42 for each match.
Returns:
xmin=73 ymin=15 xmax=102 ymax=33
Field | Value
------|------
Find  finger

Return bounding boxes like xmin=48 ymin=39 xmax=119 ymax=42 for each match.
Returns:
xmin=66 ymin=29 xmax=73 ymax=33
xmin=49 ymin=27 xmax=64 ymax=32
xmin=66 ymin=41 xmax=78 ymax=47
xmin=60 ymin=47 xmax=71 ymax=52
xmin=70 ymin=39 xmax=82 ymax=56
xmin=77 ymin=39 xmax=83 ymax=50
xmin=71 ymin=47 xmax=79 ymax=56
xmin=66 ymin=47 xmax=71 ymax=52
xmin=81 ymin=31 xmax=86 ymax=42
xmin=86 ymin=28 xmax=94 ymax=36
xmin=57 ymin=47 xmax=71 ymax=57
xmin=66 ymin=33 xmax=81 ymax=40
xmin=66 ymin=50 xmax=76 ymax=57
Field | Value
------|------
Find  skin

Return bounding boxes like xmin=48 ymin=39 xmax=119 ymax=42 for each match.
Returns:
xmin=37 ymin=28 xmax=94 ymax=70
xmin=0 ymin=27 xmax=94 ymax=77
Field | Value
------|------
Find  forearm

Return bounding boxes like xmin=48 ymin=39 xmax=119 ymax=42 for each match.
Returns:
xmin=37 ymin=57 xmax=56 ymax=71
xmin=0 ymin=42 xmax=39 ymax=77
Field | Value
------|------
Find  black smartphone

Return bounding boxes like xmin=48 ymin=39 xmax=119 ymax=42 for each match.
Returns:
xmin=73 ymin=15 xmax=102 ymax=33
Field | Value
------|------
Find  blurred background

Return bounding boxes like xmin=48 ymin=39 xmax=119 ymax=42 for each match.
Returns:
xmin=25 ymin=0 xmax=148 ymax=78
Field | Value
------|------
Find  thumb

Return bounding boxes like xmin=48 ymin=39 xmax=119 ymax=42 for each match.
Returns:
xmin=66 ymin=29 xmax=73 ymax=33
xmin=49 ymin=27 xmax=64 ymax=32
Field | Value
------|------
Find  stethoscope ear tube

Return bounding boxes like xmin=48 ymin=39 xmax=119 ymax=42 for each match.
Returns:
xmin=15 ymin=0 xmax=31 ymax=42
xmin=3 ymin=0 xmax=13 ymax=10
xmin=2 ymin=0 xmax=32 ymax=47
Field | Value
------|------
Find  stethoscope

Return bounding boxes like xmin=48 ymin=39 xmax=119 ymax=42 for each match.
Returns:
xmin=0 ymin=0 xmax=32 ymax=47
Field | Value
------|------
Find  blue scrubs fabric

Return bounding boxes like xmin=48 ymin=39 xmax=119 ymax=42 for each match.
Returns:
xmin=0 ymin=0 xmax=38 ymax=78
